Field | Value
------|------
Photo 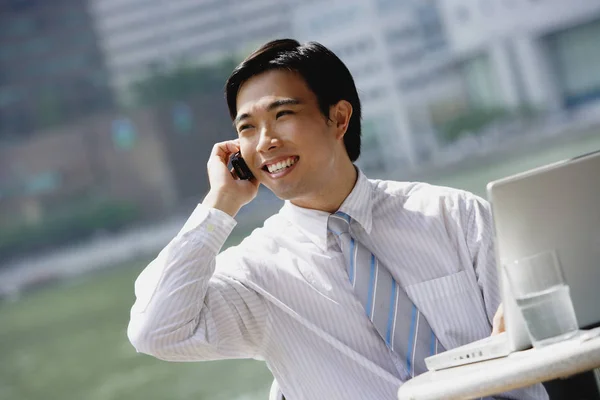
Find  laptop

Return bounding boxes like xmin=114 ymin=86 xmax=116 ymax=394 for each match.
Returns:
xmin=425 ymin=149 xmax=600 ymax=371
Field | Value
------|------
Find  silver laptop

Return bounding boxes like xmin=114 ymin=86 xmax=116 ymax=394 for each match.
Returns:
xmin=425 ymin=149 xmax=600 ymax=371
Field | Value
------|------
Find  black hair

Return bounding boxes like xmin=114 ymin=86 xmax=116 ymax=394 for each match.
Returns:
xmin=225 ymin=39 xmax=362 ymax=162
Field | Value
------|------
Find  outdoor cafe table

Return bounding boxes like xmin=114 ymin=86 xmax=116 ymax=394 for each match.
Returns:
xmin=398 ymin=330 xmax=600 ymax=400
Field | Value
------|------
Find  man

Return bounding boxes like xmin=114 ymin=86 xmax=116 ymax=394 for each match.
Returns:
xmin=128 ymin=39 xmax=548 ymax=400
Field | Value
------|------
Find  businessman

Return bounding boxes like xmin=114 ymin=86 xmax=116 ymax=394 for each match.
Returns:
xmin=128 ymin=39 xmax=547 ymax=400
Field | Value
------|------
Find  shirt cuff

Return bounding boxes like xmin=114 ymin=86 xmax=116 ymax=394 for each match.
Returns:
xmin=178 ymin=203 xmax=238 ymax=254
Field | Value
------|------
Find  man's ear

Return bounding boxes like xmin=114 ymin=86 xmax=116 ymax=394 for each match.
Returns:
xmin=330 ymin=100 xmax=353 ymax=140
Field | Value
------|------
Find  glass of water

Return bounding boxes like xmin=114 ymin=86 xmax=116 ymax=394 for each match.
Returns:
xmin=503 ymin=250 xmax=579 ymax=348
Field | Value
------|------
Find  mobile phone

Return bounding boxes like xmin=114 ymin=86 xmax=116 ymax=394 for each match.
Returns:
xmin=230 ymin=151 xmax=254 ymax=180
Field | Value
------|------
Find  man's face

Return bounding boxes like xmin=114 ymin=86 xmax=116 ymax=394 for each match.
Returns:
xmin=234 ymin=69 xmax=348 ymax=203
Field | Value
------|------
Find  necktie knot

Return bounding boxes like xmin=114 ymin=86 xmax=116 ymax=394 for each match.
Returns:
xmin=328 ymin=211 xmax=351 ymax=236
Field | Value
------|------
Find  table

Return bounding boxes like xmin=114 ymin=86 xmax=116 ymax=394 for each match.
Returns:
xmin=398 ymin=331 xmax=600 ymax=400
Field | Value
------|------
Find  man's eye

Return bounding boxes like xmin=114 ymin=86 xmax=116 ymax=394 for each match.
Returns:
xmin=276 ymin=110 xmax=294 ymax=118
xmin=238 ymin=124 xmax=253 ymax=132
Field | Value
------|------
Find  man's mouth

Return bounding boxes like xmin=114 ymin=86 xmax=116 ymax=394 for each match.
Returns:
xmin=262 ymin=156 xmax=299 ymax=174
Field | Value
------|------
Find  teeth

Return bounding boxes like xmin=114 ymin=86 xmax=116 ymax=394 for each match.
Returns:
xmin=267 ymin=157 xmax=297 ymax=173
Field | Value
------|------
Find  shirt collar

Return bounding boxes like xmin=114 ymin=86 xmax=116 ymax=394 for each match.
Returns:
xmin=279 ymin=168 xmax=373 ymax=251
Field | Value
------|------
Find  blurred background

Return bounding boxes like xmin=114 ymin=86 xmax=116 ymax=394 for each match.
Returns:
xmin=1 ymin=0 xmax=599 ymax=399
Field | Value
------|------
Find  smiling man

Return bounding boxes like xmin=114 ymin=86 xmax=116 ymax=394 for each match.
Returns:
xmin=127 ymin=39 xmax=548 ymax=400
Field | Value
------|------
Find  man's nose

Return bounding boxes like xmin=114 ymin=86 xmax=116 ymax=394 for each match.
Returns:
xmin=256 ymin=125 xmax=280 ymax=153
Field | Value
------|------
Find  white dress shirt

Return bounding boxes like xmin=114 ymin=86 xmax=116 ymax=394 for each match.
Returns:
xmin=128 ymin=169 xmax=548 ymax=400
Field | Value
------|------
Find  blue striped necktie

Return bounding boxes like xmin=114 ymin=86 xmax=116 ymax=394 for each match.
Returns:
xmin=328 ymin=211 xmax=444 ymax=377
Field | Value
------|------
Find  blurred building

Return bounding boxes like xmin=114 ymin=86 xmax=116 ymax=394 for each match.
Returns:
xmin=88 ymin=0 xmax=301 ymax=101
xmin=439 ymin=0 xmax=600 ymax=112
xmin=293 ymin=0 xmax=464 ymax=171
xmin=0 ymin=93 xmax=237 ymax=226
xmin=0 ymin=109 xmax=172 ymax=226
xmin=0 ymin=0 xmax=115 ymax=142
xmin=294 ymin=0 xmax=600 ymax=172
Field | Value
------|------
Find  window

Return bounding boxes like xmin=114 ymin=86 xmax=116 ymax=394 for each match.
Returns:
xmin=546 ymin=19 xmax=600 ymax=107
xmin=112 ymin=117 xmax=137 ymax=150
xmin=391 ymin=48 xmax=425 ymax=65
xmin=25 ymin=172 xmax=61 ymax=195
xmin=172 ymin=102 xmax=193 ymax=134
xmin=462 ymin=54 xmax=502 ymax=108
xmin=416 ymin=3 xmax=444 ymax=37
xmin=385 ymin=27 xmax=418 ymax=44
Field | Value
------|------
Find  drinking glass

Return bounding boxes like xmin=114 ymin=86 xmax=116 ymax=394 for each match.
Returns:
xmin=503 ymin=250 xmax=579 ymax=348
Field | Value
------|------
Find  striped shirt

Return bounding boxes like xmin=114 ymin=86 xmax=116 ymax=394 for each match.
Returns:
xmin=128 ymin=169 xmax=548 ymax=400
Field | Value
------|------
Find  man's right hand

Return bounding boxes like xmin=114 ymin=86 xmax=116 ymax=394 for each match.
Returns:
xmin=202 ymin=140 xmax=259 ymax=217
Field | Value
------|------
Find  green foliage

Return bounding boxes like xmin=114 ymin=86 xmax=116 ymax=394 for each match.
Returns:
xmin=437 ymin=107 xmax=507 ymax=143
xmin=130 ymin=58 xmax=238 ymax=107
xmin=437 ymin=106 xmax=538 ymax=144
xmin=0 ymin=201 xmax=140 ymax=264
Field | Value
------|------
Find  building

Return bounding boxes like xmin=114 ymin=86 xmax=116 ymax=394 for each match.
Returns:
xmin=438 ymin=0 xmax=600 ymax=112
xmin=293 ymin=0 xmax=600 ymax=172
xmin=0 ymin=90 xmax=238 ymax=226
xmin=292 ymin=0 xmax=461 ymax=171
xmin=0 ymin=0 xmax=115 ymax=142
xmin=88 ymin=0 xmax=299 ymax=100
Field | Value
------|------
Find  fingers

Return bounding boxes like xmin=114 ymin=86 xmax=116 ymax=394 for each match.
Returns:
xmin=230 ymin=166 xmax=239 ymax=180
xmin=491 ymin=303 xmax=505 ymax=336
xmin=210 ymin=140 xmax=241 ymax=165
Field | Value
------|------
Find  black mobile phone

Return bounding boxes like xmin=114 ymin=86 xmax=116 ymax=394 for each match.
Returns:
xmin=230 ymin=151 xmax=254 ymax=180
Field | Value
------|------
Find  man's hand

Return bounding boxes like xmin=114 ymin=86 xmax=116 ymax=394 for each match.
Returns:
xmin=203 ymin=140 xmax=259 ymax=217
xmin=491 ymin=303 xmax=505 ymax=336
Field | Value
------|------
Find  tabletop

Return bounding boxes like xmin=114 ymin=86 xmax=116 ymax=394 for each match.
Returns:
xmin=398 ymin=330 xmax=600 ymax=400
